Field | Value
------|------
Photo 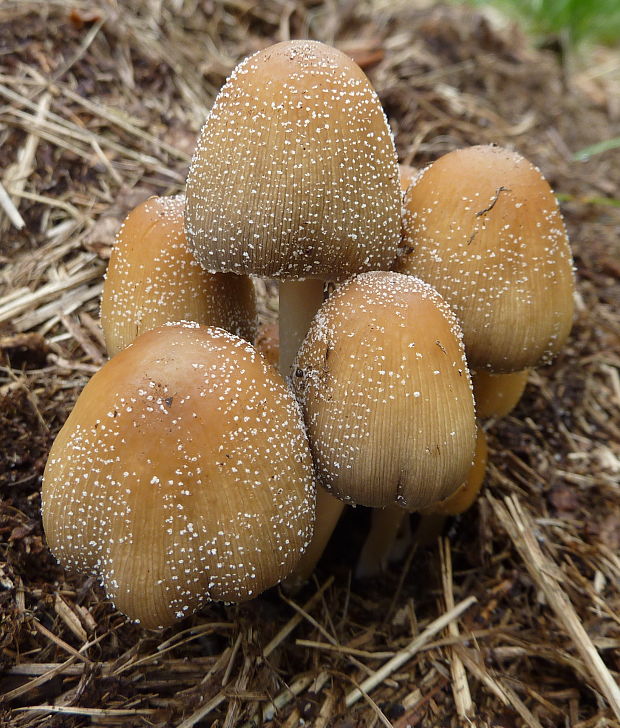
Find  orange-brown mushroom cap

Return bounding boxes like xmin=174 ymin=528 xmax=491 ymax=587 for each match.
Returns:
xmin=42 ymin=323 xmax=315 ymax=629
xmin=101 ymin=195 xmax=257 ymax=356
xmin=292 ymin=271 xmax=477 ymax=510
xmin=396 ymin=145 xmax=575 ymax=372
xmin=185 ymin=40 xmax=401 ymax=281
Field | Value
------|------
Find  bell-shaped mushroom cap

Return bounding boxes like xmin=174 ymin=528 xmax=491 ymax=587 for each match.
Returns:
xmin=186 ymin=40 xmax=401 ymax=281
xmin=42 ymin=323 xmax=315 ymax=629
xmin=101 ymin=195 xmax=257 ymax=356
xmin=292 ymin=271 xmax=476 ymax=510
xmin=396 ymin=145 xmax=575 ymax=372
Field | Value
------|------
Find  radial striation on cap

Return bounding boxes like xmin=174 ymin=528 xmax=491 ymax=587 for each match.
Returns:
xmin=292 ymin=271 xmax=476 ymax=510
xmin=186 ymin=40 xmax=401 ymax=280
xmin=396 ymin=145 xmax=575 ymax=372
xmin=42 ymin=323 xmax=315 ymax=629
xmin=101 ymin=195 xmax=257 ymax=356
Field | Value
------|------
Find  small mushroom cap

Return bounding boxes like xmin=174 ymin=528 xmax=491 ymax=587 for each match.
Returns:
xmin=396 ymin=145 xmax=575 ymax=372
xmin=101 ymin=195 xmax=257 ymax=356
xmin=472 ymin=368 xmax=529 ymax=419
xmin=293 ymin=271 xmax=476 ymax=510
xmin=42 ymin=323 xmax=315 ymax=629
xmin=421 ymin=425 xmax=488 ymax=516
xmin=186 ymin=40 xmax=401 ymax=280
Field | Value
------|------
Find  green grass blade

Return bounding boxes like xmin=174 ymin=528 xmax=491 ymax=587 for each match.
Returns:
xmin=573 ymin=137 xmax=620 ymax=161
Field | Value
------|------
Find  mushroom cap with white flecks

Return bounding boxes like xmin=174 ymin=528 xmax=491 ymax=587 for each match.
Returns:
xmin=396 ymin=145 xmax=575 ymax=373
xmin=101 ymin=195 xmax=257 ymax=356
xmin=185 ymin=40 xmax=401 ymax=281
xmin=292 ymin=271 xmax=476 ymax=510
xmin=42 ymin=323 xmax=315 ymax=629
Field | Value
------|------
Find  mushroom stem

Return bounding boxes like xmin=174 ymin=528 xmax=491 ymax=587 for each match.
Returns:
xmin=277 ymin=279 xmax=341 ymax=590
xmin=278 ymin=279 xmax=325 ymax=377
xmin=283 ymin=485 xmax=345 ymax=591
xmin=355 ymin=505 xmax=407 ymax=579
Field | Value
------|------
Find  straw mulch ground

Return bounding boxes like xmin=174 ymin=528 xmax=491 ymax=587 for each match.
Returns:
xmin=1 ymin=1 xmax=619 ymax=726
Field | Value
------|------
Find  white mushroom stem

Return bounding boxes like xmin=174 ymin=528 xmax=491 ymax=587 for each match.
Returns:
xmin=355 ymin=505 xmax=407 ymax=579
xmin=278 ymin=279 xmax=325 ymax=377
xmin=283 ymin=486 xmax=345 ymax=591
xmin=278 ymin=280 xmax=342 ymax=590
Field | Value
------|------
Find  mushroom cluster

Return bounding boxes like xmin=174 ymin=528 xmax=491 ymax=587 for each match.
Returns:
xmin=42 ymin=39 xmax=575 ymax=626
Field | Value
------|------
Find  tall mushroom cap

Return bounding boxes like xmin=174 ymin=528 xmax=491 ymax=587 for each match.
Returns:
xmin=292 ymin=271 xmax=476 ymax=510
xmin=185 ymin=40 xmax=401 ymax=281
xmin=395 ymin=145 xmax=575 ymax=372
xmin=101 ymin=195 xmax=257 ymax=356
xmin=42 ymin=323 xmax=315 ymax=629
